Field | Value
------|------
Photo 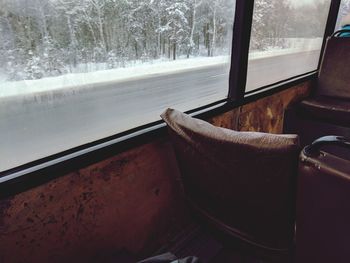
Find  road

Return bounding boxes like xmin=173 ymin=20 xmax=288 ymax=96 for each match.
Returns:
xmin=0 ymin=50 xmax=320 ymax=172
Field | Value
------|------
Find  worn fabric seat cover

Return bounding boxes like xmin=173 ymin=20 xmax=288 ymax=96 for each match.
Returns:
xmin=316 ymin=36 xmax=350 ymax=100
xmin=161 ymin=109 xmax=300 ymax=251
xmin=298 ymin=96 xmax=350 ymax=126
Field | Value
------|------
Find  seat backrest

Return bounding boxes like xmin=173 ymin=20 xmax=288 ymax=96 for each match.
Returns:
xmin=317 ymin=33 xmax=350 ymax=99
xmin=161 ymin=108 xmax=300 ymax=251
xmin=296 ymin=136 xmax=350 ymax=263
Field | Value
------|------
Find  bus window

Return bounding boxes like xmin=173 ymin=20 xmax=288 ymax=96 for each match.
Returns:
xmin=245 ymin=0 xmax=331 ymax=93
xmin=0 ymin=0 xmax=235 ymax=172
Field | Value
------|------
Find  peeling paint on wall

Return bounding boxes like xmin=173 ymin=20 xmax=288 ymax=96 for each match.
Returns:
xmin=239 ymin=83 xmax=311 ymax=133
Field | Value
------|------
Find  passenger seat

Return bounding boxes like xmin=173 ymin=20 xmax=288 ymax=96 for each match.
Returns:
xmin=284 ymin=30 xmax=350 ymax=147
xmin=296 ymin=136 xmax=350 ymax=263
xmin=161 ymin=108 xmax=300 ymax=259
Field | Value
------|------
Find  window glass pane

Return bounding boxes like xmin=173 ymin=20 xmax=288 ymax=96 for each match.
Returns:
xmin=0 ymin=0 xmax=235 ymax=171
xmin=335 ymin=0 xmax=350 ymax=31
xmin=246 ymin=0 xmax=331 ymax=93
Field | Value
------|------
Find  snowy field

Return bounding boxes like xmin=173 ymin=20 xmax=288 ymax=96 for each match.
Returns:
xmin=0 ymin=56 xmax=229 ymax=98
xmin=249 ymin=38 xmax=322 ymax=58
xmin=0 ymin=38 xmax=322 ymax=99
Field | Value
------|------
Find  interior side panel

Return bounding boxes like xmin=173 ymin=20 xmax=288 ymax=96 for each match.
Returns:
xmin=0 ymin=82 xmax=312 ymax=263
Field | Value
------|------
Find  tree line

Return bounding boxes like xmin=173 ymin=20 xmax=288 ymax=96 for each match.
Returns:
xmin=0 ymin=0 xmax=330 ymax=81
xmin=251 ymin=0 xmax=330 ymax=50
xmin=0 ymin=0 xmax=234 ymax=80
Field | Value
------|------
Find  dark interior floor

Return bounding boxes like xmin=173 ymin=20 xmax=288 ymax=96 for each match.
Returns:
xmin=156 ymin=225 xmax=291 ymax=263
xmin=109 ymin=225 xmax=292 ymax=263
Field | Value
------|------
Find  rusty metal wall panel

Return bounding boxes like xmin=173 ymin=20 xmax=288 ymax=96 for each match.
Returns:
xmin=238 ymin=83 xmax=311 ymax=133
xmin=208 ymin=108 xmax=240 ymax=130
xmin=0 ymin=83 xmax=311 ymax=263
xmin=0 ymin=140 xmax=189 ymax=262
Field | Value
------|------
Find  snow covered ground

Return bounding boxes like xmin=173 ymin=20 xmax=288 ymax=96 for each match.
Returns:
xmin=0 ymin=38 xmax=322 ymax=99
xmin=249 ymin=38 xmax=322 ymax=59
xmin=0 ymin=56 xmax=230 ymax=98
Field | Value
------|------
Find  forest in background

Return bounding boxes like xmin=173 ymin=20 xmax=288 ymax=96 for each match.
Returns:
xmin=0 ymin=0 xmax=332 ymax=81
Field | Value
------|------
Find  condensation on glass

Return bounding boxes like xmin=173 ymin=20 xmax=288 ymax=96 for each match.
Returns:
xmin=245 ymin=0 xmax=331 ymax=93
xmin=0 ymin=0 xmax=236 ymax=171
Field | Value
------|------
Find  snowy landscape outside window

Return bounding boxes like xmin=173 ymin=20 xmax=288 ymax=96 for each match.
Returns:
xmin=245 ymin=0 xmax=331 ymax=93
xmin=0 ymin=0 xmax=236 ymax=171
xmin=335 ymin=0 xmax=350 ymax=30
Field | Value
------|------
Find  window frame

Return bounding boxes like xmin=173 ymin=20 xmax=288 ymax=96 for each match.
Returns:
xmin=243 ymin=0 xmax=341 ymax=97
xmin=318 ymin=0 xmax=342 ymax=69
xmin=228 ymin=0 xmax=254 ymax=101
xmin=0 ymin=0 xmax=341 ymax=197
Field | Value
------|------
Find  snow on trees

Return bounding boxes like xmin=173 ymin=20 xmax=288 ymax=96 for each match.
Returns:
xmin=0 ymin=0 xmax=330 ymax=82
xmin=0 ymin=0 xmax=236 ymax=80
xmin=163 ymin=1 xmax=190 ymax=60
